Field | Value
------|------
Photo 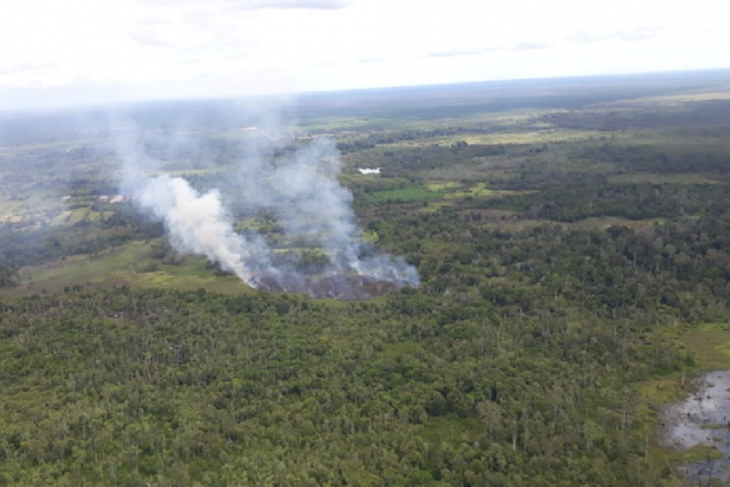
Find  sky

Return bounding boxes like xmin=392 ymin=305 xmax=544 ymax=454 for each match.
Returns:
xmin=0 ymin=0 xmax=728 ymax=111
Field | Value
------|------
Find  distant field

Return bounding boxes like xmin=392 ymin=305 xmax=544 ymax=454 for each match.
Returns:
xmin=608 ymin=173 xmax=725 ymax=185
xmin=595 ymin=87 xmax=730 ymax=108
xmin=433 ymin=182 xmax=526 ymax=199
xmin=362 ymin=185 xmax=441 ymax=203
xmin=388 ymin=129 xmax=605 ymax=147
xmin=357 ymin=179 xmax=529 ymax=209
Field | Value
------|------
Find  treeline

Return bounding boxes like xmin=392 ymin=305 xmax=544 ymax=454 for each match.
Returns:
xmin=483 ymin=183 xmax=730 ymax=221
xmin=336 ymin=126 xmax=515 ymax=152
xmin=540 ymin=100 xmax=730 ymax=131
xmin=576 ymin=143 xmax=730 ymax=174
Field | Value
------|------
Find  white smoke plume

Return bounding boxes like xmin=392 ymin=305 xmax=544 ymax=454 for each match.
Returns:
xmin=134 ymin=176 xmax=271 ymax=285
xmin=233 ymin=137 xmax=419 ymax=286
xmin=116 ymin=105 xmax=419 ymax=299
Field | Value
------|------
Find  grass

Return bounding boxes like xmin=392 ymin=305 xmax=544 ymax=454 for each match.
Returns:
xmin=0 ymin=193 xmax=63 ymax=225
xmin=339 ymin=174 xmax=412 ymax=193
xmin=681 ymin=323 xmax=730 ymax=370
xmin=361 ymin=180 xmax=525 ymax=206
xmin=4 ymin=241 xmax=256 ymax=297
xmin=134 ymin=271 xmax=253 ymax=295
xmin=11 ymin=242 xmax=153 ymax=292
xmin=634 ymin=375 xmax=690 ymax=406
xmin=401 ymin=129 xmax=605 ymax=147
xmin=425 ymin=181 xmax=459 ymax=191
xmin=436 ymin=182 xmax=526 ymax=200
xmin=363 ymin=185 xmax=441 ymax=203
xmin=424 ymin=166 xmax=512 ymax=182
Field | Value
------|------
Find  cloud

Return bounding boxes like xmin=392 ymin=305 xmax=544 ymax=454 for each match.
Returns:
xmin=128 ymin=29 xmax=174 ymax=47
xmin=615 ymin=26 xmax=662 ymax=42
xmin=425 ymin=42 xmax=548 ymax=58
xmin=426 ymin=47 xmax=498 ymax=58
xmin=565 ymin=30 xmax=606 ymax=44
xmin=0 ymin=0 xmax=727 ymax=111
xmin=0 ymin=61 xmax=62 ymax=88
xmin=133 ymin=0 xmax=350 ymax=10
xmin=0 ymin=62 xmax=54 ymax=76
xmin=513 ymin=41 xmax=551 ymax=51
xmin=310 ymin=61 xmax=337 ymax=69
xmin=356 ymin=56 xmax=388 ymax=64
xmin=242 ymin=0 xmax=350 ymax=9
xmin=566 ymin=26 xmax=662 ymax=44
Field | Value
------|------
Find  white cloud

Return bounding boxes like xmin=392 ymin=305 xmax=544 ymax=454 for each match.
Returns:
xmin=0 ymin=0 xmax=728 ymax=110
xmin=567 ymin=26 xmax=663 ymax=44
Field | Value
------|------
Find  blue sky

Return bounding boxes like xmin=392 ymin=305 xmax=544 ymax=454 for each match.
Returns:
xmin=0 ymin=0 xmax=728 ymax=110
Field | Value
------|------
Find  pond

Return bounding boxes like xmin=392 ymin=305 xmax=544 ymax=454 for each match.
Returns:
xmin=662 ymin=369 xmax=730 ymax=483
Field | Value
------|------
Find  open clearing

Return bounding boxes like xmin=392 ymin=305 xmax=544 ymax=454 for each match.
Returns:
xmin=4 ymin=241 xmax=254 ymax=297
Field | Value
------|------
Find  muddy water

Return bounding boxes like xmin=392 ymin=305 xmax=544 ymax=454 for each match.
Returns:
xmin=662 ymin=369 xmax=730 ymax=482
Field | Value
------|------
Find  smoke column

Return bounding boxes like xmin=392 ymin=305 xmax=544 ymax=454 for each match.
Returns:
xmin=134 ymin=176 xmax=272 ymax=285
xmin=118 ymin=113 xmax=419 ymax=299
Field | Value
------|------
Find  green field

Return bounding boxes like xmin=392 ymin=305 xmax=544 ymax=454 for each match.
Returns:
xmin=7 ymin=242 xmax=254 ymax=297
xmin=363 ymin=185 xmax=441 ymax=202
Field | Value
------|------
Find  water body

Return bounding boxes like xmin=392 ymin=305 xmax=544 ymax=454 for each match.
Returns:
xmin=662 ymin=369 xmax=730 ymax=482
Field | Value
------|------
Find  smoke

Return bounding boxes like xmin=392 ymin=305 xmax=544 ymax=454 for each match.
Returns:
xmin=116 ymin=105 xmax=418 ymax=299
xmin=133 ymin=175 xmax=272 ymax=284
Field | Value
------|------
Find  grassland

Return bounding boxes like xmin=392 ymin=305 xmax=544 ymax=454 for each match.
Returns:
xmin=679 ymin=324 xmax=730 ymax=370
xmin=363 ymin=185 xmax=441 ymax=203
xmin=5 ymin=241 xmax=254 ymax=297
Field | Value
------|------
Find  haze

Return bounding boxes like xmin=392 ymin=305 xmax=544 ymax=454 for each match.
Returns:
xmin=0 ymin=0 xmax=728 ymax=111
